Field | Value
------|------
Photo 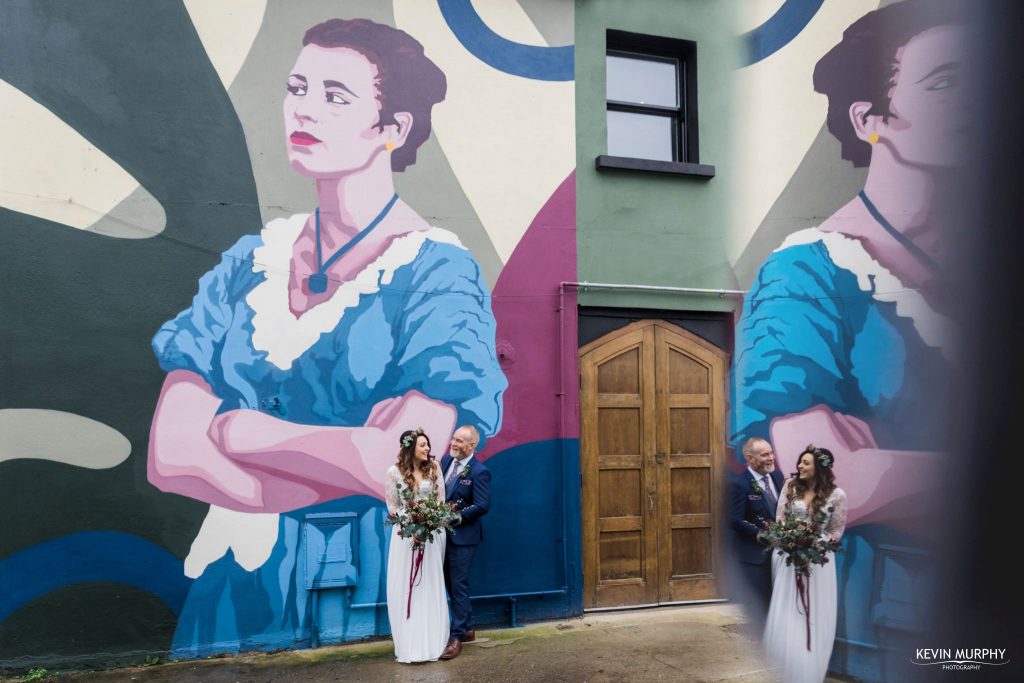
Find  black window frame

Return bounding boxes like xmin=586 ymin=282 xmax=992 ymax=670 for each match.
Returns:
xmin=598 ymin=29 xmax=714 ymax=178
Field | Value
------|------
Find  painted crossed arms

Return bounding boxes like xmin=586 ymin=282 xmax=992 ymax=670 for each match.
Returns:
xmin=148 ymin=370 xmax=457 ymax=513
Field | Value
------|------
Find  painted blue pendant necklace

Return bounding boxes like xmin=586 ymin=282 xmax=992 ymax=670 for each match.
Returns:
xmin=858 ymin=190 xmax=939 ymax=273
xmin=307 ymin=192 xmax=399 ymax=294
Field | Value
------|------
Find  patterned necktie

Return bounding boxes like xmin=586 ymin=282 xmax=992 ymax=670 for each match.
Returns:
xmin=763 ymin=475 xmax=777 ymax=509
xmin=445 ymin=459 xmax=461 ymax=486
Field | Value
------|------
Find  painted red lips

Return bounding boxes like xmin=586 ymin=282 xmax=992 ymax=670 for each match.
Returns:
xmin=289 ymin=131 xmax=321 ymax=146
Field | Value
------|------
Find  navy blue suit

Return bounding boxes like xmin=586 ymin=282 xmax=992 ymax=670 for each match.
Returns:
xmin=440 ymin=454 xmax=490 ymax=640
xmin=728 ymin=468 xmax=784 ymax=622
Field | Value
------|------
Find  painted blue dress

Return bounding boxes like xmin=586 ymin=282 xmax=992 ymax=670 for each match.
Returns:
xmin=152 ymin=216 xmax=506 ymax=657
xmin=730 ymin=228 xmax=953 ymax=666
xmin=731 ymin=228 xmax=952 ymax=452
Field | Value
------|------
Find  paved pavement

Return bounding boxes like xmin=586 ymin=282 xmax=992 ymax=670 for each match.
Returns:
xmin=10 ymin=604 xmax=848 ymax=682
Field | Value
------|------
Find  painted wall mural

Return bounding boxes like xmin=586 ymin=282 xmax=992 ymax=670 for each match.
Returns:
xmin=0 ymin=0 xmax=577 ymax=667
xmin=731 ymin=0 xmax=966 ymax=680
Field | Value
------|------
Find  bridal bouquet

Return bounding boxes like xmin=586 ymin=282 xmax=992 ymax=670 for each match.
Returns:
xmin=758 ymin=508 xmax=843 ymax=650
xmin=385 ymin=483 xmax=460 ymax=548
xmin=757 ymin=507 xmax=842 ymax=576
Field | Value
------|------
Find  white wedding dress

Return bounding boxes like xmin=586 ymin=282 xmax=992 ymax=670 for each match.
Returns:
xmin=764 ymin=483 xmax=848 ymax=683
xmin=385 ymin=465 xmax=450 ymax=662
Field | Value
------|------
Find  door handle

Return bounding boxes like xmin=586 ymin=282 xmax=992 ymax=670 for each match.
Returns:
xmin=655 ymin=453 xmax=665 ymax=465
xmin=648 ymin=491 xmax=654 ymax=513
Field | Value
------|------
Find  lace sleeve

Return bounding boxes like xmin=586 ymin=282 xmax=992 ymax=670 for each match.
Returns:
xmin=433 ymin=463 xmax=444 ymax=502
xmin=776 ymin=479 xmax=792 ymax=521
xmin=385 ymin=466 xmax=403 ymax=515
xmin=825 ymin=488 xmax=848 ymax=542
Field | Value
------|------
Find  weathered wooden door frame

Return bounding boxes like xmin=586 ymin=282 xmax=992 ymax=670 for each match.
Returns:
xmin=579 ymin=319 xmax=729 ymax=609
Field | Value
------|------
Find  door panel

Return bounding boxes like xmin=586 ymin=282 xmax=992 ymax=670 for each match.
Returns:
xmin=655 ymin=326 xmax=725 ymax=603
xmin=670 ymin=407 xmax=711 ymax=454
xmin=580 ymin=327 xmax=658 ymax=608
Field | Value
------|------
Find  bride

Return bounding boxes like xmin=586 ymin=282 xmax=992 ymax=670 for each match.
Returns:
xmin=385 ymin=429 xmax=449 ymax=662
xmin=764 ymin=446 xmax=847 ymax=683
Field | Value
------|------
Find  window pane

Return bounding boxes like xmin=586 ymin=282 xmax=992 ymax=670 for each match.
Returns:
xmin=607 ymin=111 xmax=674 ymax=162
xmin=606 ymin=55 xmax=678 ymax=107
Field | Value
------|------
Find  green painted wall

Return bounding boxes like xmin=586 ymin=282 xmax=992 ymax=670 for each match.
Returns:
xmin=575 ymin=0 xmax=740 ymax=312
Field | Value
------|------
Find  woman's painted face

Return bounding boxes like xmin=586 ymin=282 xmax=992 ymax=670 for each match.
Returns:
xmin=414 ymin=435 xmax=430 ymax=462
xmin=880 ymin=25 xmax=967 ymax=168
xmin=797 ymin=453 xmax=816 ymax=481
xmin=283 ymin=45 xmax=388 ymax=177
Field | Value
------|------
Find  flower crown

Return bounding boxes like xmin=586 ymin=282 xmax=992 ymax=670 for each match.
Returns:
xmin=401 ymin=427 xmax=425 ymax=449
xmin=806 ymin=445 xmax=834 ymax=469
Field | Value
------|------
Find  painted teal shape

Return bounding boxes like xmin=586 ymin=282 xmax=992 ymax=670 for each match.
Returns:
xmin=0 ymin=531 xmax=191 ymax=621
xmin=438 ymin=0 xmax=573 ymax=81
xmin=741 ymin=0 xmax=825 ymax=66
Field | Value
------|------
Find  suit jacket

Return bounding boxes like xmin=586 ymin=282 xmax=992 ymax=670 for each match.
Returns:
xmin=728 ymin=468 xmax=784 ymax=565
xmin=440 ymin=454 xmax=491 ymax=546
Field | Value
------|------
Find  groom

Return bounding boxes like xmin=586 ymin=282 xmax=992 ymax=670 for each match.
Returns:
xmin=439 ymin=425 xmax=491 ymax=660
xmin=728 ymin=437 xmax=784 ymax=626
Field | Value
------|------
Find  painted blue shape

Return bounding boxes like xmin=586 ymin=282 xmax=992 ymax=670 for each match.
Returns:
xmin=741 ymin=0 xmax=825 ymax=66
xmin=438 ymin=0 xmax=574 ymax=81
xmin=303 ymin=513 xmax=359 ymax=590
xmin=472 ymin=439 xmax=580 ymax=597
xmin=0 ymin=531 xmax=191 ymax=621
xmin=168 ymin=438 xmax=582 ymax=658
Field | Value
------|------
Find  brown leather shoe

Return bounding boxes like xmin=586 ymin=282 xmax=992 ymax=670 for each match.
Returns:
xmin=462 ymin=630 xmax=476 ymax=643
xmin=439 ymin=639 xmax=462 ymax=660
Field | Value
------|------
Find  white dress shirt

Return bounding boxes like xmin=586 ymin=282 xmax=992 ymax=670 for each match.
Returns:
xmin=446 ymin=453 xmax=474 ymax=483
xmin=748 ymin=466 xmax=778 ymax=501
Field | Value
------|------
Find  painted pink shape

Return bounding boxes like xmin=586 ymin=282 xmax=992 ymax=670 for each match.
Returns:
xmin=149 ymin=370 xmax=266 ymax=510
xmin=483 ymin=171 xmax=577 ymax=460
xmin=770 ymin=405 xmax=942 ymax=536
xmin=149 ymin=370 xmax=456 ymax=513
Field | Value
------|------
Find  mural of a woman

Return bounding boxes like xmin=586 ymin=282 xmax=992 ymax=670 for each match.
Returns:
xmin=734 ymin=0 xmax=965 ymax=535
xmin=148 ymin=18 xmax=506 ymax=655
xmin=732 ymin=0 xmax=966 ymax=664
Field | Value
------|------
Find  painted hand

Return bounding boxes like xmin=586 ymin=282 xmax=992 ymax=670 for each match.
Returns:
xmin=771 ymin=405 xmax=938 ymax=530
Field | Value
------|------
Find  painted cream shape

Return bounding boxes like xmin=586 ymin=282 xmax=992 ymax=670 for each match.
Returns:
xmin=0 ymin=5 xmax=263 ymax=238
xmin=0 ymin=409 xmax=131 ymax=468
xmin=729 ymin=0 xmax=879 ymax=263
xmin=393 ymin=0 xmax=575 ymax=264
xmin=183 ymin=0 xmax=267 ymax=88
xmin=0 ymin=79 xmax=166 ymax=238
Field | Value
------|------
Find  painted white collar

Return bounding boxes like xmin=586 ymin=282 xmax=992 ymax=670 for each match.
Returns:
xmin=777 ymin=227 xmax=953 ymax=361
xmin=246 ymin=214 xmax=464 ymax=369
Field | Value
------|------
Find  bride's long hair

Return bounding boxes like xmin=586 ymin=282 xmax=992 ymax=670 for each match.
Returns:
xmin=786 ymin=444 xmax=837 ymax=514
xmin=396 ymin=428 xmax=437 ymax=491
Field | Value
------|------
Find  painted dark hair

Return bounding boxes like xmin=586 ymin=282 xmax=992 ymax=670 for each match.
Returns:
xmin=396 ymin=428 xmax=436 ymax=492
xmin=813 ymin=0 xmax=967 ymax=167
xmin=303 ymin=18 xmax=447 ymax=172
xmin=786 ymin=445 xmax=837 ymax=515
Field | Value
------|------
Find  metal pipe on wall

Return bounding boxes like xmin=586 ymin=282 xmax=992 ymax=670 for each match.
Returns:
xmin=564 ymin=281 xmax=745 ymax=296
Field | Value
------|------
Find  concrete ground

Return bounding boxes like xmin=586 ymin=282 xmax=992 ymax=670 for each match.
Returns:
xmin=15 ymin=604 xmax=848 ymax=682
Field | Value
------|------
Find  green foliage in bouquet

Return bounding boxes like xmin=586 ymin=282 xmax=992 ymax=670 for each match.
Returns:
xmin=757 ymin=507 xmax=843 ymax=576
xmin=385 ymin=483 xmax=460 ymax=546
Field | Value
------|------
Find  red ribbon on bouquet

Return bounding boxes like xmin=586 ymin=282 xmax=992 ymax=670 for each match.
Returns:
xmin=795 ymin=570 xmax=811 ymax=651
xmin=406 ymin=543 xmax=425 ymax=619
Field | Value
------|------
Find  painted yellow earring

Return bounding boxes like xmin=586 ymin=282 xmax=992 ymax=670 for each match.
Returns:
xmin=868 ymin=133 xmax=880 ymax=145
xmin=385 ymin=141 xmax=396 ymax=152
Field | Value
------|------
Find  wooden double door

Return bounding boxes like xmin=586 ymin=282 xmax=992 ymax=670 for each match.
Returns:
xmin=579 ymin=320 xmax=728 ymax=608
